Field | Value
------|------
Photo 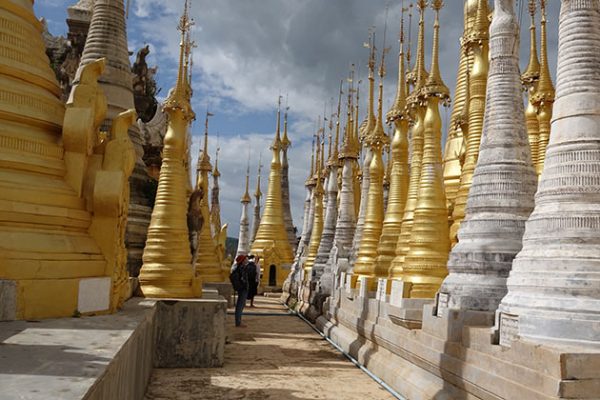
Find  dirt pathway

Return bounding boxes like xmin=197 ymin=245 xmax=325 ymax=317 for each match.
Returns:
xmin=144 ymin=296 xmax=393 ymax=400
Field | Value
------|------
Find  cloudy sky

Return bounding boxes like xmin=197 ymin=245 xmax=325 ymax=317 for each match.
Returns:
xmin=36 ymin=0 xmax=560 ymax=237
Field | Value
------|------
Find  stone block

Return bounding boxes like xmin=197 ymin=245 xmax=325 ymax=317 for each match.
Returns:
xmin=77 ymin=277 xmax=111 ymax=314
xmin=0 ymin=280 xmax=17 ymax=321
xmin=387 ymin=298 xmax=433 ymax=329
xmin=202 ymin=288 xmax=220 ymax=300
xmin=203 ymin=282 xmax=233 ymax=307
xmin=356 ymin=276 xmax=377 ymax=298
xmin=376 ymin=278 xmax=392 ymax=302
xmin=154 ymin=298 xmax=227 ymax=368
xmin=422 ymin=304 xmax=494 ymax=342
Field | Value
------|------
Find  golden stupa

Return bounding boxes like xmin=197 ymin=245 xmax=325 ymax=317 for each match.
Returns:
xmin=530 ymin=0 xmax=555 ymax=176
xmin=522 ymin=0 xmax=541 ymax=173
xmin=400 ymin=0 xmax=450 ymax=299
xmin=0 ymin=1 xmax=137 ymax=320
xmin=442 ymin=0 xmax=477 ymax=224
xmin=450 ymin=0 xmax=490 ymax=244
xmin=303 ymin=132 xmax=324 ymax=275
xmin=389 ymin=0 xmax=429 ymax=279
xmin=250 ymin=98 xmax=294 ymax=287
xmin=138 ymin=3 xmax=202 ymax=298
xmin=374 ymin=9 xmax=410 ymax=277
xmin=353 ymin=31 xmax=390 ymax=279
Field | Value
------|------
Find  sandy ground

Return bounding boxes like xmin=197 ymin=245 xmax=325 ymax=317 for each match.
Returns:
xmin=144 ymin=297 xmax=393 ymax=400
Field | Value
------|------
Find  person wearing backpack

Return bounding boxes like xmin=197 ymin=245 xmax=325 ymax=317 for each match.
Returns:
xmin=230 ymin=254 xmax=249 ymax=327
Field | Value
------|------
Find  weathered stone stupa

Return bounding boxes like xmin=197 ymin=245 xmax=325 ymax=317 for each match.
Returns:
xmin=0 ymin=0 xmax=138 ymax=320
xmin=193 ymin=114 xmax=224 ymax=283
xmin=311 ymin=86 xmax=343 ymax=284
xmin=236 ymin=165 xmax=252 ymax=256
xmin=498 ymin=0 xmax=600 ymax=346
xmin=79 ymin=0 xmax=153 ymax=276
xmin=439 ymin=0 xmax=537 ymax=313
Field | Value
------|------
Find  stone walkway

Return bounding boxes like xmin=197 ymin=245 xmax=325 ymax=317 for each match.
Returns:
xmin=144 ymin=297 xmax=393 ymax=400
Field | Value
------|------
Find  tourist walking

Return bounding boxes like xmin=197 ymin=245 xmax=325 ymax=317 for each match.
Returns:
xmin=246 ymin=255 xmax=261 ymax=307
xmin=230 ymin=255 xmax=249 ymax=327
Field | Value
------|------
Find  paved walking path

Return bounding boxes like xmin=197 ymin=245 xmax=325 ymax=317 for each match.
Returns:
xmin=144 ymin=297 xmax=393 ymax=400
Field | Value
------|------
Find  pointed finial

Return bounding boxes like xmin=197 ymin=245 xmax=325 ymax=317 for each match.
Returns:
xmin=330 ymin=80 xmax=343 ymax=164
xmin=255 ymin=153 xmax=263 ymax=198
xmin=307 ymin=131 xmax=316 ymax=184
xmin=387 ymin=3 xmax=409 ymax=122
xmin=362 ymin=28 xmax=378 ymax=143
xmin=370 ymin=5 xmax=391 ymax=147
xmin=272 ymin=95 xmax=283 ymax=151
xmin=532 ymin=0 xmax=555 ymax=104
xmin=198 ymin=107 xmax=214 ymax=172
xmin=281 ymin=94 xmax=291 ymax=150
xmin=424 ymin=0 xmax=450 ymax=102
xmin=406 ymin=3 xmax=413 ymax=72
xmin=213 ymin=140 xmax=221 ymax=177
xmin=241 ymin=156 xmax=251 ymax=203
xmin=522 ymin=0 xmax=540 ymax=86
xmin=164 ymin=0 xmax=195 ymax=119
xmin=407 ymin=0 xmax=429 ymax=104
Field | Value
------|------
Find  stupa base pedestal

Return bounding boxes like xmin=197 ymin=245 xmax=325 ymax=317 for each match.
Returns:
xmin=153 ymin=297 xmax=227 ymax=368
xmin=0 ymin=277 xmax=113 ymax=321
xmin=421 ymin=303 xmax=495 ymax=343
xmin=203 ymin=282 xmax=233 ymax=307
xmin=315 ymin=283 xmax=600 ymax=400
xmin=386 ymin=280 xmax=434 ymax=329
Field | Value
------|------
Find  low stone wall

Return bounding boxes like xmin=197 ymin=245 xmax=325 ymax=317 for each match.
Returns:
xmin=316 ymin=287 xmax=600 ymax=400
xmin=0 ymin=297 xmax=227 ymax=400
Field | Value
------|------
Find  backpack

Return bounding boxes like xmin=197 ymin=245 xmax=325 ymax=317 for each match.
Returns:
xmin=230 ymin=264 xmax=248 ymax=292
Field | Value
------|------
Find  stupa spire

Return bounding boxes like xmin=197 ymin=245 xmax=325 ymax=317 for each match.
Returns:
xmin=390 ymin=1 xmax=430 ymax=276
xmin=139 ymin=0 xmax=203 ymax=297
xmin=280 ymin=98 xmax=297 ymax=252
xmin=250 ymin=156 xmax=263 ymax=245
xmin=236 ymin=160 xmax=252 ymax=257
xmin=523 ymin=0 xmax=541 ymax=172
xmin=210 ymin=144 xmax=222 ymax=239
xmin=303 ymin=130 xmax=325 ymax=274
xmin=354 ymin=9 xmax=390 ymax=278
xmin=376 ymin=4 xmax=411 ymax=276
xmin=400 ymin=0 xmax=450 ymax=298
xmin=191 ymin=108 xmax=222 ymax=283
xmin=442 ymin=0 xmax=476 ymax=222
xmin=250 ymin=99 xmax=295 ymax=287
xmin=531 ymin=0 xmax=555 ymax=175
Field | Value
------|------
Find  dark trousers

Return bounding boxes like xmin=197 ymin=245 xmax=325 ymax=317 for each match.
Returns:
xmin=235 ymin=289 xmax=248 ymax=326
